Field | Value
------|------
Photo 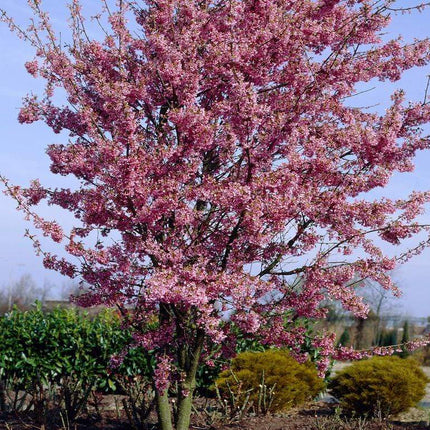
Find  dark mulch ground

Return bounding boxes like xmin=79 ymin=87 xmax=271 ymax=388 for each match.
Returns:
xmin=1 ymin=402 xmax=429 ymax=430
xmin=211 ymin=403 xmax=430 ymax=430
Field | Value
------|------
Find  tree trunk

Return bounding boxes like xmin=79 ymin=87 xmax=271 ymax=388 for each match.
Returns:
xmin=175 ymin=385 xmax=194 ymax=430
xmin=155 ymin=305 xmax=205 ymax=430
xmin=175 ymin=331 xmax=205 ymax=430
xmin=156 ymin=388 xmax=173 ymax=430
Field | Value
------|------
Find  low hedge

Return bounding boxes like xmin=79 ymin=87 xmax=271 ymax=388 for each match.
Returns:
xmin=0 ymin=303 xmax=150 ymax=423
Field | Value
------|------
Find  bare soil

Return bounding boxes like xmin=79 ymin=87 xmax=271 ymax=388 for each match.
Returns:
xmin=2 ymin=364 xmax=430 ymax=429
xmin=1 ymin=401 xmax=429 ymax=430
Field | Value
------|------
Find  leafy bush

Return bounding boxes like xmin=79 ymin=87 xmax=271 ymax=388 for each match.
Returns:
xmin=215 ymin=349 xmax=325 ymax=413
xmin=117 ymin=374 xmax=155 ymax=429
xmin=196 ymin=326 xmax=265 ymax=397
xmin=0 ymin=303 xmax=150 ymax=424
xmin=329 ymin=356 xmax=428 ymax=417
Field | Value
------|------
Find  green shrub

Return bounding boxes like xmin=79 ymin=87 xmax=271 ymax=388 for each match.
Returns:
xmin=0 ymin=303 xmax=151 ymax=423
xmin=329 ymin=356 xmax=428 ymax=417
xmin=215 ymin=349 xmax=325 ymax=413
xmin=195 ymin=326 xmax=265 ymax=397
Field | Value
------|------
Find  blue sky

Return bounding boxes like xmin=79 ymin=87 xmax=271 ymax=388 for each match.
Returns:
xmin=1 ymin=1 xmax=430 ymax=315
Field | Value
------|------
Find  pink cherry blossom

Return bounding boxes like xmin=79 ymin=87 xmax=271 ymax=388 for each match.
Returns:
xmin=3 ymin=1 xmax=430 ymax=429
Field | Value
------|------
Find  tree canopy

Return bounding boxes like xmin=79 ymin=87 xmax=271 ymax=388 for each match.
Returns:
xmin=2 ymin=1 xmax=430 ymax=429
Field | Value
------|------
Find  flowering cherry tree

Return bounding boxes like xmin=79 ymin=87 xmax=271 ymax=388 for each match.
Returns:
xmin=3 ymin=0 xmax=430 ymax=429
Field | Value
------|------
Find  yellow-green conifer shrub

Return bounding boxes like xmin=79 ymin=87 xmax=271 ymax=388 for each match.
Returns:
xmin=329 ymin=356 xmax=429 ymax=417
xmin=215 ymin=349 xmax=325 ymax=413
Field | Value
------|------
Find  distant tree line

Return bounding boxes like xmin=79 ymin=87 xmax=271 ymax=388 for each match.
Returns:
xmin=0 ymin=273 xmax=79 ymax=314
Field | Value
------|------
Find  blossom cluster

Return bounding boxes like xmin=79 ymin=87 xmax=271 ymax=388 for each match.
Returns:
xmin=3 ymin=0 xmax=430 ymax=391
